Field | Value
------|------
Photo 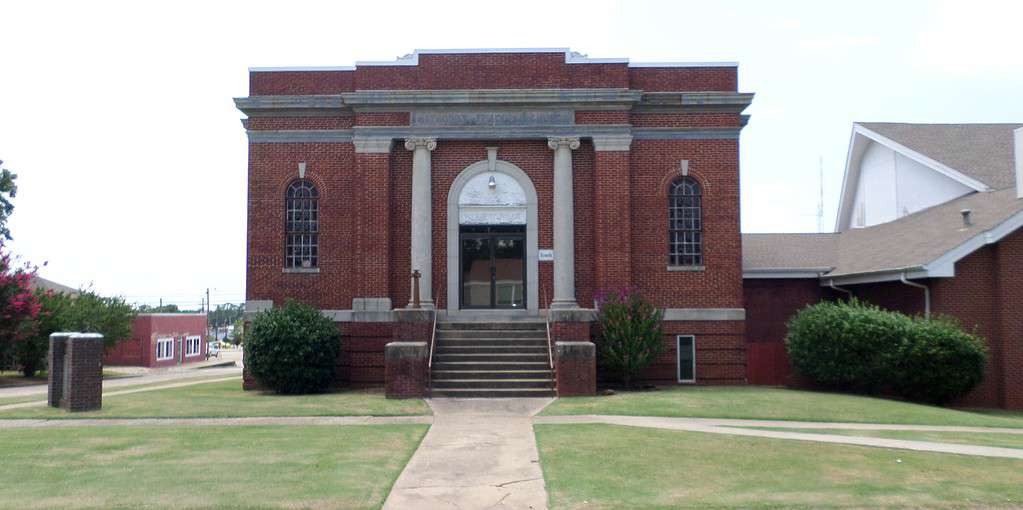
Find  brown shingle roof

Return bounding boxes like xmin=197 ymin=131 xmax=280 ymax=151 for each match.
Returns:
xmin=30 ymin=275 xmax=78 ymax=295
xmin=744 ymin=189 xmax=1023 ymax=277
xmin=858 ymin=122 xmax=1023 ymax=190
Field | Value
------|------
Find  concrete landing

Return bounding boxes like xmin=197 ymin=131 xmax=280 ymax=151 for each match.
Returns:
xmin=383 ymin=397 xmax=553 ymax=510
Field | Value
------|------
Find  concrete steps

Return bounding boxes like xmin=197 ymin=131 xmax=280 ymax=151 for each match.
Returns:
xmin=430 ymin=321 xmax=554 ymax=398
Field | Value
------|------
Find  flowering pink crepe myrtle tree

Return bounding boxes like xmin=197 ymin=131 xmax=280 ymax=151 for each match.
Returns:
xmin=0 ymin=243 xmax=41 ymax=370
xmin=594 ymin=287 xmax=665 ymax=388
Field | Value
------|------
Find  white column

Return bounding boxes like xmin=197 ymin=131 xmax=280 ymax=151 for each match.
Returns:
xmin=547 ymin=136 xmax=581 ymax=309
xmin=405 ymin=137 xmax=437 ymax=308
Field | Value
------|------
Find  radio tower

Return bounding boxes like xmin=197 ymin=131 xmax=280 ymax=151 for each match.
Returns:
xmin=817 ymin=156 xmax=825 ymax=233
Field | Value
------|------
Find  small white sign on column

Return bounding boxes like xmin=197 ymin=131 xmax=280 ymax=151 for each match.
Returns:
xmin=538 ymin=249 xmax=554 ymax=261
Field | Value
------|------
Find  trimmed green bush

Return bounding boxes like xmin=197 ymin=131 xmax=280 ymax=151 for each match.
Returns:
xmin=786 ymin=299 xmax=986 ymax=404
xmin=246 ymin=299 xmax=340 ymax=394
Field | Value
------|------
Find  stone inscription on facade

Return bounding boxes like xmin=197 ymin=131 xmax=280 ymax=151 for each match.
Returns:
xmin=412 ymin=110 xmax=574 ymax=127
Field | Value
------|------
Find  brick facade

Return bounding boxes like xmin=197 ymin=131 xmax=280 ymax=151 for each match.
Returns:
xmin=239 ymin=49 xmax=750 ymax=393
xmin=104 ymin=314 xmax=207 ymax=368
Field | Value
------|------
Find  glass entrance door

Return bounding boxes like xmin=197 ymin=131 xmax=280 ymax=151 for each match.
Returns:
xmin=460 ymin=225 xmax=526 ymax=309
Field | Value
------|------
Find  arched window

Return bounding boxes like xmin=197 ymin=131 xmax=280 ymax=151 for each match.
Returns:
xmin=668 ymin=176 xmax=702 ymax=267
xmin=285 ymin=180 xmax=319 ymax=269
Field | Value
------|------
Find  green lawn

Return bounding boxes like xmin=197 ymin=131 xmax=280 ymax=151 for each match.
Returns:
xmin=0 ymin=424 xmax=427 ymax=509
xmin=542 ymin=386 xmax=1023 ymax=427
xmin=536 ymin=423 xmax=1023 ymax=509
xmin=0 ymin=369 xmax=134 ymax=388
xmin=0 ymin=379 xmax=430 ymax=418
xmin=746 ymin=427 xmax=1023 ymax=450
xmin=0 ymin=375 xmax=237 ymax=407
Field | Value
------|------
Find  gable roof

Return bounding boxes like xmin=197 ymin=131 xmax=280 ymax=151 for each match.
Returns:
xmin=744 ymin=187 xmax=1023 ymax=283
xmin=30 ymin=275 xmax=78 ymax=295
xmin=835 ymin=122 xmax=1022 ymax=231
xmin=858 ymin=123 xmax=1022 ymax=190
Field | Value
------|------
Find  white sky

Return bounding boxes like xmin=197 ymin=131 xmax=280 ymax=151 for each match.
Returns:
xmin=2 ymin=0 xmax=1021 ymax=307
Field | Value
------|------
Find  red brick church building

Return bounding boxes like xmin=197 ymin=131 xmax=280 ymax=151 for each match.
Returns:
xmin=237 ymin=49 xmax=1022 ymax=409
xmin=237 ymin=49 xmax=751 ymax=395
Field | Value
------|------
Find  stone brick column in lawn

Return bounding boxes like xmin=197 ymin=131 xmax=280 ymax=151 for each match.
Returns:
xmin=56 ymin=333 xmax=104 ymax=412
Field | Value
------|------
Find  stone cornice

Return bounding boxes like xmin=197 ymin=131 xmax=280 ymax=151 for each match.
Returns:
xmin=634 ymin=92 xmax=755 ymax=113
xmin=235 ymin=91 xmax=754 ymax=117
xmin=245 ymin=126 xmax=745 ymax=143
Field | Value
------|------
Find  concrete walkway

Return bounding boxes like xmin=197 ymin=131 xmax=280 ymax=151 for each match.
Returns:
xmin=383 ymin=398 xmax=553 ymax=510
xmin=0 ymin=363 xmax=241 ymax=399
xmin=0 ymin=375 xmax=241 ymax=411
xmin=536 ymin=415 xmax=1023 ymax=459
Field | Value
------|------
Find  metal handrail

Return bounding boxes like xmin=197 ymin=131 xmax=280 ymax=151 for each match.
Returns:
xmin=543 ymin=287 xmax=554 ymax=369
xmin=428 ymin=287 xmax=440 ymax=368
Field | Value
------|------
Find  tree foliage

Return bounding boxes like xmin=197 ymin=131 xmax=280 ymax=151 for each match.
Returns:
xmin=786 ymin=299 xmax=986 ymax=404
xmin=0 ymin=244 xmax=40 ymax=369
xmin=0 ymin=160 xmax=17 ymax=241
xmin=246 ymin=300 xmax=340 ymax=394
xmin=57 ymin=289 xmax=137 ymax=349
xmin=594 ymin=288 xmax=665 ymax=387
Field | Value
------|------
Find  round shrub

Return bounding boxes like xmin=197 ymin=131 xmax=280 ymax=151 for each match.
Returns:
xmin=246 ymin=299 xmax=340 ymax=394
xmin=786 ymin=299 xmax=986 ymax=404
xmin=786 ymin=300 xmax=910 ymax=394
xmin=891 ymin=317 xmax=986 ymax=404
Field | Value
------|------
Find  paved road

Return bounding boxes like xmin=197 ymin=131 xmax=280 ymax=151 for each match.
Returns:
xmin=383 ymin=398 xmax=553 ymax=510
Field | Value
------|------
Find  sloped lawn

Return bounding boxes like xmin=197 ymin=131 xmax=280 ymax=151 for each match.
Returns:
xmin=0 ymin=379 xmax=430 ymax=418
xmin=536 ymin=423 xmax=1023 ymax=509
xmin=541 ymin=386 xmax=1023 ymax=428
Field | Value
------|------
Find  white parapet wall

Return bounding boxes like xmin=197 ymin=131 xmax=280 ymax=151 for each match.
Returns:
xmin=1015 ymin=127 xmax=1023 ymax=199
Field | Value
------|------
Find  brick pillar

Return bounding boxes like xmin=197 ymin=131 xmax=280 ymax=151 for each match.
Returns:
xmin=61 ymin=333 xmax=104 ymax=412
xmin=592 ymin=137 xmax=633 ymax=291
xmin=555 ymin=341 xmax=596 ymax=396
xmin=47 ymin=332 xmax=72 ymax=407
xmin=353 ymin=137 xmax=393 ymax=307
xmin=996 ymin=234 xmax=1023 ymax=409
xmin=385 ymin=342 xmax=429 ymax=398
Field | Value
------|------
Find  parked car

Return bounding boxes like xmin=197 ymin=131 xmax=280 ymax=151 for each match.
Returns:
xmin=206 ymin=341 xmax=220 ymax=360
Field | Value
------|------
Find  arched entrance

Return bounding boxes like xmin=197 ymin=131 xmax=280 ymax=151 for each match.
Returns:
xmin=446 ymin=158 xmax=539 ymax=313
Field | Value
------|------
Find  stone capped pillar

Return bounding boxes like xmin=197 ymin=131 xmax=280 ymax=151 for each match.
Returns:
xmin=547 ymin=136 xmax=581 ymax=309
xmin=353 ymin=136 xmax=394 ymax=309
xmin=592 ymin=134 xmax=634 ymax=290
xmin=404 ymin=137 xmax=437 ymax=308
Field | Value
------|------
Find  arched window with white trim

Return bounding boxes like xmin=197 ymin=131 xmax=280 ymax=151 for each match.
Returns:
xmin=285 ymin=179 xmax=319 ymax=269
xmin=668 ymin=176 xmax=703 ymax=267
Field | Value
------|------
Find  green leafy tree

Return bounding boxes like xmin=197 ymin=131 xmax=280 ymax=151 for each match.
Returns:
xmin=0 ymin=160 xmax=17 ymax=240
xmin=595 ymin=288 xmax=665 ymax=388
xmin=58 ymin=288 xmax=137 ymax=350
xmin=16 ymin=290 xmax=69 ymax=377
xmin=137 ymin=303 xmax=180 ymax=313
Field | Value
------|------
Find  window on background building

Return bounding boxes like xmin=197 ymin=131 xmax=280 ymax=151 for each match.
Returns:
xmin=285 ymin=179 xmax=319 ymax=269
xmin=185 ymin=335 xmax=201 ymax=357
xmin=156 ymin=337 xmax=174 ymax=361
xmin=677 ymin=335 xmax=696 ymax=383
xmin=669 ymin=176 xmax=703 ymax=266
